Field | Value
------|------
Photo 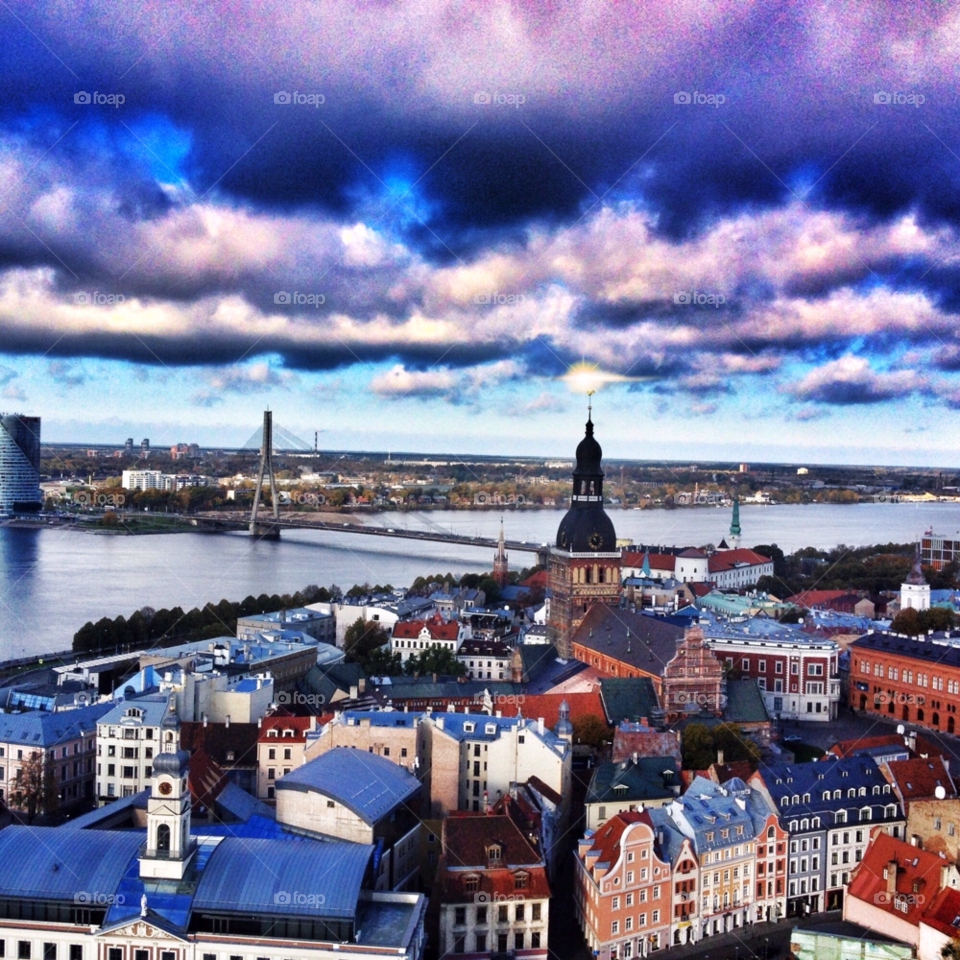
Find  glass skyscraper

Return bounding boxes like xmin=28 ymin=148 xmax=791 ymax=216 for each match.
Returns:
xmin=0 ymin=414 xmax=42 ymax=512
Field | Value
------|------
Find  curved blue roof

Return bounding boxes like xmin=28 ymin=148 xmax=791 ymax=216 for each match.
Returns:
xmin=0 ymin=826 xmax=142 ymax=901
xmin=193 ymin=836 xmax=372 ymax=918
xmin=277 ymin=747 xmax=420 ymax=824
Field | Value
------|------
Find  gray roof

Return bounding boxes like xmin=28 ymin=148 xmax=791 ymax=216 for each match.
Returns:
xmin=852 ymin=631 xmax=960 ymax=668
xmin=572 ymin=606 xmax=683 ymax=673
xmin=0 ymin=701 xmax=112 ymax=747
xmin=723 ymin=679 xmax=770 ymax=724
xmin=97 ymin=693 xmax=171 ymax=727
xmin=599 ymin=676 xmax=661 ymax=725
xmin=215 ymin=781 xmax=276 ymax=823
xmin=0 ymin=826 xmax=142 ymax=900
xmin=276 ymin=747 xmax=420 ymax=824
xmin=586 ymin=757 xmax=678 ymax=805
xmin=647 ymin=806 xmax=691 ymax=866
xmin=193 ymin=836 xmax=372 ymax=919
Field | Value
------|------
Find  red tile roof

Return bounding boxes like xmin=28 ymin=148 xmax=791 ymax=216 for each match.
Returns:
xmin=392 ymin=617 xmax=460 ymax=640
xmin=257 ymin=715 xmax=315 ymax=743
xmin=622 ymin=552 xmax=676 ymax=571
xmin=713 ymin=548 xmax=771 ymax=566
xmin=921 ymin=886 xmax=960 ymax=938
xmin=847 ymin=832 xmax=948 ymax=926
xmin=584 ymin=811 xmax=649 ymax=869
xmin=519 ymin=570 xmax=549 ymax=588
xmin=885 ymin=757 xmax=957 ymax=801
xmin=828 ymin=733 xmax=940 ymax=760
xmin=514 ymin=691 xmax=605 ymax=728
xmin=787 ymin=589 xmax=852 ymax=607
xmin=439 ymin=814 xmax=550 ymax=902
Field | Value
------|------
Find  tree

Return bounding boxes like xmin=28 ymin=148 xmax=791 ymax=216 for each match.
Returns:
xmin=572 ymin=713 xmax=612 ymax=749
xmin=10 ymin=751 xmax=59 ymax=820
xmin=682 ymin=722 xmax=759 ymax=770
xmin=404 ymin=647 xmax=466 ymax=676
xmin=891 ymin=606 xmax=956 ymax=636
xmin=362 ymin=645 xmax=403 ymax=676
xmin=343 ymin=617 xmax=391 ymax=664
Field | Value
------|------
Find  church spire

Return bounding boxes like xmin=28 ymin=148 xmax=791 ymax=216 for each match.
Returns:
xmin=493 ymin=516 xmax=509 ymax=587
xmin=728 ymin=492 xmax=742 ymax=548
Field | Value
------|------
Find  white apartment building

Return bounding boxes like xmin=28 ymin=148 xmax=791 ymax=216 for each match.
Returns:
xmin=96 ymin=694 xmax=172 ymax=801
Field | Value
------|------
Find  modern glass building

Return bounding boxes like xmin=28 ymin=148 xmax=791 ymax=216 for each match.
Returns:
xmin=0 ymin=413 xmax=42 ymax=512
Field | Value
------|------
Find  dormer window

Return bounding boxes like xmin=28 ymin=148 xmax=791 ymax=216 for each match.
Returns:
xmin=486 ymin=843 xmax=502 ymax=863
xmin=464 ymin=723 xmax=475 ymax=733
xmin=283 ymin=729 xmax=295 ymax=737
xmin=268 ymin=729 xmax=278 ymax=737
xmin=514 ymin=872 xmax=528 ymax=890
xmin=465 ymin=875 xmax=479 ymax=892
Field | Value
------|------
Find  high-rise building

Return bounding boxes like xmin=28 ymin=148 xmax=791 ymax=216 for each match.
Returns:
xmin=547 ymin=405 xmax=621 ymax=656
xmin=124 ymin=437 xmax=134 ymax=454
xmin=0 ymin=413 xmax=42 ymax=512
xmin=140 ymin=437 xmax=150 ymax=459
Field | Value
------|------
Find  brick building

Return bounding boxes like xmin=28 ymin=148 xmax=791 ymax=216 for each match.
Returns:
xmin=849 ymin=631 xmax=960 ymax=732
xmin=576 ymin=811 xmax=675 ymax=959
xmin=705 ymin=630 xmax=840 ymax=721
xmin=547 ymin=409 xmax=621 ymax=656
xmin=661 ymin=624 xmax=725 ymax=723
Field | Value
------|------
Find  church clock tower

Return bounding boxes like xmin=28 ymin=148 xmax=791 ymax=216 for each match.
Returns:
xmin=547 ymin=402 xmax=621 ymax=656
xmin=140 ymin=707 xmax=197 ymax=881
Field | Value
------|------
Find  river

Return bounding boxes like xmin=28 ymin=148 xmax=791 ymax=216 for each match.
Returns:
xmin=1 ymin=501 xmax=958 ymax=662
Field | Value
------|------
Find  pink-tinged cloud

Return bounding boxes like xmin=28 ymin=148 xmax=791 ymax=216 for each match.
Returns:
xmin=785 ymin=355 xmax=928 ymax=405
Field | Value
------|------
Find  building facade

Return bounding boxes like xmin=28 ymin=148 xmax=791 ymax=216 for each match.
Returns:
xmin=0 ymin=413 xmax=41 ymax=512
xmin=706 ymin=631 xmax=841 ymax=721
xmin=96 ymin=694 xmax=172 ymax=801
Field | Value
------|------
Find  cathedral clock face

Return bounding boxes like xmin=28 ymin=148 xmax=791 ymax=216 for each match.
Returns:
xmin=158 ymin=780 xmax=172 ymax=796
xmin=588 ymin=531 xmax=603 ymax=549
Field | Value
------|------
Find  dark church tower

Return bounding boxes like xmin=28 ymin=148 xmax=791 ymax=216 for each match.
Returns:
xmin=547 ymin=404 xmax=621 ymax=656
xmin=493 ymin=518 xmax=509 ymax=588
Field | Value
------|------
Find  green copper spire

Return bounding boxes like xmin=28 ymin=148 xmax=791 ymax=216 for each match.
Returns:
xmin=730 ymin=494 xmax=741 ymax=536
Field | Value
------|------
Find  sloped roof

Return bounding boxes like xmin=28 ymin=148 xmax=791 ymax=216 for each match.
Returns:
xmin=276 ymin=746 xmax=420 ymax=824
xmin=0 ymin=826 xmax=142 ymax=900
xmin=181 ymin=720 xmax=260 ymax=767
xmin=599 ymin=676 xmax=661 ymax=724
xmin=724 ymin=679 xmax=770 ymax=724
xmin=258 ymin=715 xmax=315 ymax=742
xmin=392 ymin=618 xmax=459 ymax=640
xmin=884 ymin=757 xmax=957 ymax=801
xmin=714 ymin=548 xmax=771 ymax=566
xmin=583 ymin=810 xmax=649 ymax=868
xmin=194 ymin=836 xmax=372 ymax=918
xmin=788 ymin=589 xmax=854 ymax=607
xmin=847 ymin=832 xmax=946 ymax=926
xmin=921 ymin=886 xmax=960 ymax=938
xmin=0 ymin=701 xmax=112 ymax=748
xmin=572 ymin=606 xmax=683 ymax=673
xmin=586 ymin=757 xmax=679 ymax=804
xmin=515 ymin=691 xmax=604 ymax=728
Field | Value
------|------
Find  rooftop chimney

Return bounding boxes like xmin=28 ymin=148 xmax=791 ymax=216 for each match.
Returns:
xmin=886 ymin=860 xmax=898 ymax=896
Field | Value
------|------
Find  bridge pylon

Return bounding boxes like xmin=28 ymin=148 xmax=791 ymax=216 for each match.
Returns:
xmin=250 ymin=410 xmax=280 ymax=539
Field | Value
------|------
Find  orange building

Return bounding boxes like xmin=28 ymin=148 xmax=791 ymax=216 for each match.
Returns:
xmin=849 ymin=631 xmax=960 ymax=733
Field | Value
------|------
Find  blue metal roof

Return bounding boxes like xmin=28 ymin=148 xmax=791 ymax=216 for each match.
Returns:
xmin=277 ymin=747 xmax=420 ymax=824
xmin=0 ymin=826 xmax=143 ymax=901
xmin=0 ymin=701 xmax=112 ymax=748
xmin=193 ymin=836 xmax=372 ymax=919
xmin=97 ymin=693 xmax=170 ymax=727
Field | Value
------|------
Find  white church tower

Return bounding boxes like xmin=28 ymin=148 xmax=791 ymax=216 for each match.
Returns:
xmin=140 ymin=705 xmax=197 ymax=881
xmin=900 ymin=543 xmax=931 ymax=612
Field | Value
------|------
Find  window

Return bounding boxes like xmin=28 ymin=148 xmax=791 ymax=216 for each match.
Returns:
xmin=19 ymin=945 xmax=30 ymax=960
xmin=453 ymin=935 xmax=465 ymax=955
xmin=515 ymin=904 xmax=524 ymax=922
xmin=43 ymin=947 xmax=55 ymax=960
xmin=476 ymin=906 xmax=487 ymax=924
xmin=498 ymin=905 xmax=508 ymax=923
xmin=69 ymin=950 xmax=81 ymax=960
xmin=475 ymin=935 xmax=486 ymax=953
xmin=134 ymin=953 xmax=147 ymax=960
xmin=532 ymin=933 xmax=541 ymax=949
xmin=455 ymin=907 xmax=466 ymax=926
xmin=611 ymin=921 xmax=620 ymax=935
xmin=514 ymin=934 xmax=524 ymax=952
xmin=532 ymin=903 xmax=541 ymax=921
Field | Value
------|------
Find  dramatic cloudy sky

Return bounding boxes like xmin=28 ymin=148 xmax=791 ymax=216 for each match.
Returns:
xmin=1 ymin=1 xmax=958 ymax=463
